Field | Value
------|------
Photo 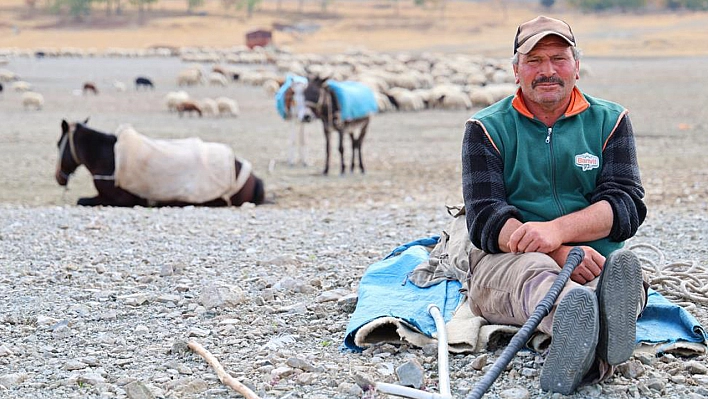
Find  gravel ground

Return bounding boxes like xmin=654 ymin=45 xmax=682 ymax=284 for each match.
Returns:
xmin=0 ymin=54 xmax=707 ymax=399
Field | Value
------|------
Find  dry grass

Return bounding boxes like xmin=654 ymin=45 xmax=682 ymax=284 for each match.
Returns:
xmin=2 ymin=0 xmax=708 ymax=57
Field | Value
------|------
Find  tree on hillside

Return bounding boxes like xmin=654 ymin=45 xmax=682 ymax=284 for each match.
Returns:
xmin=238 ymin=0 xmax=262 ymax=18
xmin=52 ymin=0 xmax=92 ymax=20
xmin=541 ymin=0 xmax=555 ymax=9
xmin=187 ymin=0 xmax=205 ymax=13
xmin=321 ymin=0 xmax=331 ymax=13
xmin=668 ymin=0 xmax=708 ymax=10
xmin=131 ymin=0 xmax=157 ymax=18
xmin=568 ymin=0 xmax=645 ymax=11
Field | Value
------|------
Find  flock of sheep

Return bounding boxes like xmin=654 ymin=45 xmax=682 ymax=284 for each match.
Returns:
xmin=0 ymin=64 xmax=46 ymax=110
xmin=0 ymin=44 xmax=534 ymax=120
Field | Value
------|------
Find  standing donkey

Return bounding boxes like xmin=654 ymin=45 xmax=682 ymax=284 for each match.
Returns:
xmin=299 ymin=76 xmax=378 ymax=175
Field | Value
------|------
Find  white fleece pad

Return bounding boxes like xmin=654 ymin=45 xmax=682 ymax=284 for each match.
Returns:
xmin=114 ymin=125 xmax=237 ymax=204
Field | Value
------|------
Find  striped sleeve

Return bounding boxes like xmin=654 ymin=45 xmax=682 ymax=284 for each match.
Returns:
xmin=461 ymin=120 xmax=521 ymax=253
xmin=591 ymin=114 xmax=647 ymax=241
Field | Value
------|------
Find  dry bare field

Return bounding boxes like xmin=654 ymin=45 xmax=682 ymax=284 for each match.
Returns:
xmin=2 ymin=0 xmax=708 ymax=57
xmin=0 ymin=2 xmax=707 ymax=398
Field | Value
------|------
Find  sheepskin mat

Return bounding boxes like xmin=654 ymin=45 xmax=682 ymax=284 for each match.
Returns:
xmin=325 ymin=80 xmax=378 ymax=121
xmin=113 ymin=125 xmax=243 ymax=204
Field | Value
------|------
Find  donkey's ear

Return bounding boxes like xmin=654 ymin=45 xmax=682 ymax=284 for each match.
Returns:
xmin=83 ymin=117 xmax=90 ymax=124
xmin=61 ymin=119 xmax=69 ymax=133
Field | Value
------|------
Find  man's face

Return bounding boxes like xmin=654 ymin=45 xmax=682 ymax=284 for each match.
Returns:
xmin=514 ymin=35 xmax=580 ymax=109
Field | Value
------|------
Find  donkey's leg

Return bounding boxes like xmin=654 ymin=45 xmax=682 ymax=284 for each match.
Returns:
xmin=322 ymin=127 xmax=332 ymax=175
xmin=348 ymin=131 xmax=356 ymax=173
xmin=337 ymin=130 xmax=346 ymax=175
xmin=298 ymin=123 xmax=308 ymax=167
xmin=288 ymin=122 xmax=297 ymax=166
xmin=356 ymin=119 xmax=370 ymax=174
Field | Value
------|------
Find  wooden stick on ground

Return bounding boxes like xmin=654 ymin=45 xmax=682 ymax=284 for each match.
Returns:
xmin=188 ymin=340 xmax=261 ymax=399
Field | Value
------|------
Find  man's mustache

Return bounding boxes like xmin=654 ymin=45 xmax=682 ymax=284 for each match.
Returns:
xmin=532 ymin=76 xmax=564 ymax=88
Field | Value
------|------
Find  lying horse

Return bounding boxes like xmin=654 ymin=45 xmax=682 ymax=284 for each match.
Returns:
xmin=55 ymin=120 xmax=265 ymax=207
xmin=299 ymin=76 xmax=377 ymax=174
xmin=275 ymin=74 xmax=310 ymax=166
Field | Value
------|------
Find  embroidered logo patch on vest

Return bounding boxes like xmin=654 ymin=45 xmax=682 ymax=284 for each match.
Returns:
xmin=575 ymin=152 xmax=599 ymax=171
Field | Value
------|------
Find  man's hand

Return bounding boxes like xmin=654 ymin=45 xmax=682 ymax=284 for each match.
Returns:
xmin=507 ymin=221 xmax=563 ymax=254
xmin=549 ymin=245 xmax=605 ymax=284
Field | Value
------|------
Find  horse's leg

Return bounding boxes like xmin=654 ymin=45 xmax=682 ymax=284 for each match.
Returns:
xmin=77 ymin=196 xmax=106 ymax=206
xmin=79 ymin=182 xmax=146 ymax=207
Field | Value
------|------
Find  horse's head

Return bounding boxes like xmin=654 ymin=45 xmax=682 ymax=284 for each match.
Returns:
xmin=55 ymin=118 xmax=88 ymax=186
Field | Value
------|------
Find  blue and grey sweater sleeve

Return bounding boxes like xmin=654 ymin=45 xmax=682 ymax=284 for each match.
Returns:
xmin=461 ymin=114 xmax=647 ymax=254
xmin=461 ymin=120 xmax=521 ymax=253
xmin=591 ymin=114 xmax=647 ymax=241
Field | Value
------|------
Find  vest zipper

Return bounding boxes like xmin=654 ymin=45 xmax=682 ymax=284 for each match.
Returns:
xmin=546 ymin=126 xmax=565 ymax=216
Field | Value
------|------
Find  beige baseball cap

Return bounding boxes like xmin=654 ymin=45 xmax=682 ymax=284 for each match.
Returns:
xmin=514 ymin=16 xmax=576 ymax=54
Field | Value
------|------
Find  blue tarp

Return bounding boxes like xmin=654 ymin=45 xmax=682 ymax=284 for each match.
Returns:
xmin=275 ymin=74 xmax=307 ymax=120
xmin=344 ymin=239 xmax=461 ymax=352
xmin=637 ymin=288 xmax=707 ymax=352
xmin=344 ymin=236 xmax=708 ymax=353
xmin=326 ymin=80 xmax=378 ymax=122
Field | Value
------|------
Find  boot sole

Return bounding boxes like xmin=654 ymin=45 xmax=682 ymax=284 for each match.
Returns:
xmin=540 ymin=287 xmax=599 ymax=395
xmin=596 ymin=249 xmax=642 ymax=365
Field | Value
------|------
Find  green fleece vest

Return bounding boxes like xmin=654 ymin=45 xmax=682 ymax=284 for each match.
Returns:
xmin=473 ymin=91 xmax=625 ymax=256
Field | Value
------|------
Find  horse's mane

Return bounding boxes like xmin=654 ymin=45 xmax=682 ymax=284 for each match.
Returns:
xmin=73 ymin=122 xmax=118 ymax=148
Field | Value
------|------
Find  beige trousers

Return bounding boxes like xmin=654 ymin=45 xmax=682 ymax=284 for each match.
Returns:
xmin=466 ymin=248 xmax=647 ymax=336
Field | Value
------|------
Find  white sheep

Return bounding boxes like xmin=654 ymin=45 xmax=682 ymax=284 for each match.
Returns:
xmin=373 ymin=91 xmax=395 ymax=113
xmin=22 ymin=91 xmax=44 ymax=110
xmin=208 ymin=72 xmax=229 ymax=87
xmin=177 ymin=68 xmax=202 ymax=86
xmin=199 ymin=97 xmax=219 ymax=116
xmin=164 ymin=91 xmax=190 ymax=112
xmin=468 ymin=83 xmax=517 ymax=107
xmin=12 ymin=80 xmax=33 ymax=92
xmin=429 ymin=85 xmax=472 ymax=110
xmin=386 ymin=87 xmax=425 ymax=112
xmin=262 ymin=78 xmax=281 ymax=96
xmin=0 ymin=68 xmax=18 ymax=82
xmin=215 ymin=96 xmax=239 ymax=117
xmin=113 ymin=80 xmax=127 ymax=92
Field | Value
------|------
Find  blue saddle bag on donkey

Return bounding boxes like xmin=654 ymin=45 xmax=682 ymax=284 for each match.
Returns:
xmin=325 ymin=80 xmax=378 ymax=122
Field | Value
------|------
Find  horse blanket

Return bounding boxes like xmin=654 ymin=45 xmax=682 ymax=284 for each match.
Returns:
xmin=325 ymin=80 xmax=378 ymax=122
xmin=275 ymin=74 xmax=307 ymax=120
xmin=113 ymin=125 xmax=251 ymax=204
